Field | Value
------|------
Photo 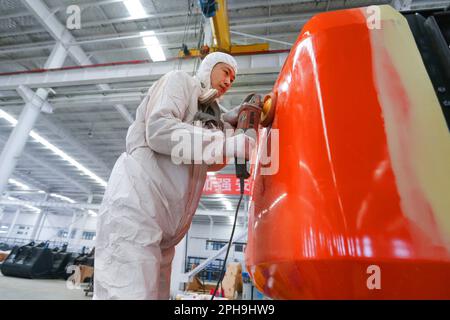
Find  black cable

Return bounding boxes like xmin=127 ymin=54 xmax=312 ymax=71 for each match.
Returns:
xmin=178 ymin=0 xmax=194 ymax=70
xmin=210 ymin=183 xmax=245 ymax=300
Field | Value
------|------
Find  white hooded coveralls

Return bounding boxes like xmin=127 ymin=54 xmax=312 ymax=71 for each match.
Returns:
xmin=93 ymin=53 xmax=238 ymax=300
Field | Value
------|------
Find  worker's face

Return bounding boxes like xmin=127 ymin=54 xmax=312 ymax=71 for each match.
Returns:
xmin=210 ymin=63 xmax=235 ymax=97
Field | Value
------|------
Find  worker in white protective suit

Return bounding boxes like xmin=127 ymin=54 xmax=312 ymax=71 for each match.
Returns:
xmin=93 ymin=52 xmax=255 ymax=300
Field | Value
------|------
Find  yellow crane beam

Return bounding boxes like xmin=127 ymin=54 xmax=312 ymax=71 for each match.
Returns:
xmin=179 ymin=0 xmax=269 ymax=58
xmin=211 ymin=0 xmax=231 ymax=52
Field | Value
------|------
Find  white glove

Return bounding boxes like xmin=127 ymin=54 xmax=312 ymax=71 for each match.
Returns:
xmin=222 ymin=94 xmax=262 ymax=127
xmin=224 ymin=133 xmax=256 ymax=160
xmin=221 ymin=105 xmax=241 ymax=127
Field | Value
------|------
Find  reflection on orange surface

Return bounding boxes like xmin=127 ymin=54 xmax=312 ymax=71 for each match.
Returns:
xmin=245 ymin=5 xmax=450 ymax=299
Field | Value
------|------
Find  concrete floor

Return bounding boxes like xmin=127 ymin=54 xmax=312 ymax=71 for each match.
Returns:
xmin=0 ymin=272 xmax=91 ymax=300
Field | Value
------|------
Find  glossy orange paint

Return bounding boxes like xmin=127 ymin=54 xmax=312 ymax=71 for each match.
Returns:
xmin=245 ymin=7 xmax=450 ymax=299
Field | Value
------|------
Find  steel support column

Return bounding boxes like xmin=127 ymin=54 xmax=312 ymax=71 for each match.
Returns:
xmin=29 ymin=193 xmax=49 ymax=240
xmin=67 ymin=211 xmax=79 ymax=246
xmin=22 ymin=0 xmax=134 ymax=124
xmin=35 ymin=211 xmax=48 ymax=240
xmin=0 ymin=42 xmax=67 ymax=194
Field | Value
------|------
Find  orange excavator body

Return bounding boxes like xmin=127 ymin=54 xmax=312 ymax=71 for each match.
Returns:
xmin=246 ymin=5 xmax=450 ymax=299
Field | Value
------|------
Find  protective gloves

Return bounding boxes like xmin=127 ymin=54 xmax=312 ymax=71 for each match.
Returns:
xmin=221 ymin=105 xmax=241 ymax=127
xmin=221 ymin=93 xmax=263 ymax=128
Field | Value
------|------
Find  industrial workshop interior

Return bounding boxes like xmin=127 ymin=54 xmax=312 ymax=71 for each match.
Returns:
xmin=0 ymin=0 xmax=449 ymax=303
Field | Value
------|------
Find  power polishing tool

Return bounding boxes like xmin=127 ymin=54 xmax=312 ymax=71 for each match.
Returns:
xmin=211 ymin=92 xmax=277 ymax=300
xmin=235 ymin=92 xmax=277 ymax=192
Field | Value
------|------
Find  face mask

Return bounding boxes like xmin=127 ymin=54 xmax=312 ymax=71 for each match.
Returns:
xmin=198 ymin=88 xmax=218 ymax=106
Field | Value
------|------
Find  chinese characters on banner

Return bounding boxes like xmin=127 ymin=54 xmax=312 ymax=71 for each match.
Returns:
xmin=202 ymin=174 xmax=253 ymax=195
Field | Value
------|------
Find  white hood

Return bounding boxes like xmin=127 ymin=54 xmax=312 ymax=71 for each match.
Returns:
xmin=195 ymin=52 xmax=238 ymax=91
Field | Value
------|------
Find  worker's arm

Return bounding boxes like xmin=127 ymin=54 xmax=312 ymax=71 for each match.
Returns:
xmin=207 ymin=101 xmax=254 ymax=171
xmin=145 ymin=71 xmax=225 ymax=165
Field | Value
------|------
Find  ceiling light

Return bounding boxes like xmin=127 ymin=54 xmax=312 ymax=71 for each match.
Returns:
xmin=0 ymin=110 xmax=17 ymax=125
xmin=25 ymin=204 xmax=41 ymax=213
xmin=124 ymin=0 xmax=146 ymax=19
xmin=8 ymin=178 xmax=30 ymax=190
xmin=141 ymin=31 xmax=166 ymax=62
xmin=7 ymin=196 xmax=41 ymax=213
xmin=8 ymin=177 xmax=46 ymax=194
xmin=0 ymin=110 xmax=107 ymax=187
xmin=88 ymin=210 xmax=97 ymax=216
xmin=30 ymin=131 xmax=107 ymax=187
xmin=50 ymin=193 xmax=76 ymax=203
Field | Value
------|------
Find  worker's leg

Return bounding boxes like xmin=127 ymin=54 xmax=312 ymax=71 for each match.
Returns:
xmin=94 ymin=204 xmax=163 ymax=300
xmin=157 ymin=246 xmax=176 ymax=299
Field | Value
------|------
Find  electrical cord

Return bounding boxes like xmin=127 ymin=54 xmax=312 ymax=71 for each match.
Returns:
xmin=210 ymin=180 xmax=245 ymax=300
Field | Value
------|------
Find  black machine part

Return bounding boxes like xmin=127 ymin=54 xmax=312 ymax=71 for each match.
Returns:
xmin=194 ymin=99 xmax=224 ymax=130
xmin=405 ymin=9 xmax=450 ymax=129
xmin=235 ymin=93 xmax=263 ymax=184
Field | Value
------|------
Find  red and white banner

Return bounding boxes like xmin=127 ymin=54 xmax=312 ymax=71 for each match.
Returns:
xmin=202 ymin=174 xmax=253 ymax=195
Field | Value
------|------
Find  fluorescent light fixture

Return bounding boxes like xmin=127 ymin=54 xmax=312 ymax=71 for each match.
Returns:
xmin=30 ymin=131 xmax=107 ymax=187
xmin=0 ymin=110 xmax=17 ymax=125
xmin=124 ymin=0 xmax=146 ymax=19
xmin=0 ymin=110 xmax=107 ymax=187
xmin=47 ymin=194 xmax=97 ymax=217
xmin=1 ymin=226 xmax=8 ymax=229
xmin=24 ymin=204 xmax=41 ymax=213
xmin=50 ymin=193 xmax=76 ymax=204
xmin=7 ymin=196 xmax=41 ymax=213
xmin=88 ymin=210 xmax=97 ymax=216
xmin=0 ymin=230 xmax=7 ymax=234
xmin=8 ymin=178 xmax=30 ymax=190
xmin=141 ymin=31 xmax=166 ymax=62
xmin=8 ymin=178 xmax=45 ymax=194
